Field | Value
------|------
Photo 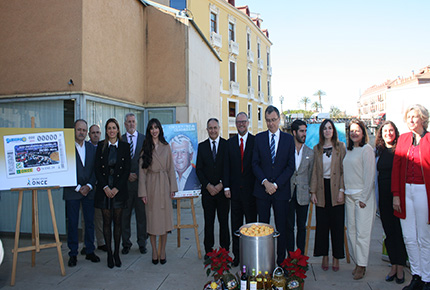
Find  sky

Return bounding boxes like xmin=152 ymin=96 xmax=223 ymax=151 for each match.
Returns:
xmin=235 ymin=0 xmax=430 ymax=115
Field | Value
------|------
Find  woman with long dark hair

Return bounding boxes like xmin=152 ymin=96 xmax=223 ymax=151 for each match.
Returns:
xmin=138 ymin=119 xmax=177 ymax=265
xmin=343 ymin=119 xmax=376 ymax=280
xmin=392 ymin=104 xmax=430 ymax=290
xmin=375 ymin=121 xmax=407 ymax=284
xmin=310 ymin=119 xmax=346 ymax=272
xmin=94 ymin=118 xmax=130 ymax=268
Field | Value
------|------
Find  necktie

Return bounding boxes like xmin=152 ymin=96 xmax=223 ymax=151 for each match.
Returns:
xmin=212 ymin=140 xmax=217 ymax=162
xmin=129 ymin=135 xmax=134 ymax=159
xmin=270 ymin=133 xmax=275 ymax=164
xmin=240 ymin=137 xmax=244 ymax=173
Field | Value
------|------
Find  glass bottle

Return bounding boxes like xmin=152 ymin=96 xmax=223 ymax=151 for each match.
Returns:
xmin=240 ymin=265 xmax=248 ymax=290
xmin=272 ymin=267 xmax=286 ymax=290
xmin=248 ymin=268 xmax=257 ymax=290
xmin=256 ymin=271 xmax=264 ymax=290
xmin=264 ymin=271 xmax=272 ymax=289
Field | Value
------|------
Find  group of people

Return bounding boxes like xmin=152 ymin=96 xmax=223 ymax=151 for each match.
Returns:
xmin=65 ymin=103 xmax=430 ymax=290
xmin=65 ymin=114 xmax=175 ymax=269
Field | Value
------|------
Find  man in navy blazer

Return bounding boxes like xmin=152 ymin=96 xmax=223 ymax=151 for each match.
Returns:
xmin=253 ymin=105 xmax=295 ymax=265
xmin=63 ymin=119 xmax=100 ymax=267
xmin=224 ymin=112 xmax=257 ymax=266
xmin=121 ymin=113 xmax=147 ymax=255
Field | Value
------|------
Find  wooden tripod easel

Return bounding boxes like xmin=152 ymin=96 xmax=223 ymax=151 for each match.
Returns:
xmin=10 ymin=186 xmax=65 ymax=286
xmin=172 ymin=196 xmax=202 ymax=259
xmin=305 ymin=202 xmax=351 ymax=263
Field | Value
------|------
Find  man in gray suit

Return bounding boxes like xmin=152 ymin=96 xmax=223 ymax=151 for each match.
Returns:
xmin=121 ymin=113 xmax=147 ymax=254
xmin=287 ymin=119 xmax=314 ymax=255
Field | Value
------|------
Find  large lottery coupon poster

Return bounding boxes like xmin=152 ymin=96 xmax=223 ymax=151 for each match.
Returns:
xmin=0 ymin=128 xmax=76 ymax=190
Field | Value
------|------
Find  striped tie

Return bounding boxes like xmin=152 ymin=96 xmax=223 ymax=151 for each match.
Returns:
xmin=270 ymin=133 xmax=275 ymax=163
xmin=129 ymin=135 xmax=134 ymax=159
xmin=212 ymin=141 xmax=217 ymax=162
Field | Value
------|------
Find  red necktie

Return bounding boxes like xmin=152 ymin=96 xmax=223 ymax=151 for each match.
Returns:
xmin=240 ymin=137 xmax=244 ymax=173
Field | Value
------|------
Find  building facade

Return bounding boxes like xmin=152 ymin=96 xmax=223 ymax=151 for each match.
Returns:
xmin=171 ymin=0 xmax=273 ymax=137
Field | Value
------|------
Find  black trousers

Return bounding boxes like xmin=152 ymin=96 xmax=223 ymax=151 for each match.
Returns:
xmin=231 ymin=188 xmax=257 ymax=260
xmin=314 ymin=178 xmax=345 ymax=259
xmin=121 ymin=186 xmax=147 ymax=249
xmin=286 ymin=188 xmax=309 ymax=255
xmin=379 ymin=178 xmax=407 ymax=266
xmin=202 ymin=191 xmax=230 ymax=254
xmin=257 ymin=196 xmax=289 ymax=265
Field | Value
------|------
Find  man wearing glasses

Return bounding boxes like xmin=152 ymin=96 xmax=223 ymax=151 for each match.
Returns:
xmin=252 ymin=105 xmax=295 ymax=265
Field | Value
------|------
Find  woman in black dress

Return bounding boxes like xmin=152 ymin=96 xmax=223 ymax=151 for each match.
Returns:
xmin=375 ymin=121 xmax=407 ymax=284
xmin=95 ymin=118 xmax=130 ymax=268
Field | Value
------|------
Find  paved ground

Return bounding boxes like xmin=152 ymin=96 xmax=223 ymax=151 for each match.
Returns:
xmin=0 ymin=197 xmax=411 ymax=290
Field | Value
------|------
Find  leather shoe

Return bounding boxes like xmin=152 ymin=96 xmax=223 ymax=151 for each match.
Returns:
xmin=152 ymin=259 xmax=159 ymax=265
xmin=80 ymin=247 xmax=86 ymax=255
xmin=353 ymin=266 xmax=366 ymax=280
xmin=386 ymin=273 xmax=396 ymax=282
xmin=85 ymin=253 xmax=101 ymax=263
xmin=233 ymin=258 xmax=240 ymax=267
xmin=121 ymin=247 xmax=130 ymax=255
xmin=160 ymin=257 xmax=167 ymax=265
xmin=97 ymin=245 xmax=108 ymax=252
xmin=403 ymin=274 xmax=423 ymax=290
xmin=139 ymin=246 xmax=147 ymax=254
xmin=68 ymin=256 xmax=77 ymax=267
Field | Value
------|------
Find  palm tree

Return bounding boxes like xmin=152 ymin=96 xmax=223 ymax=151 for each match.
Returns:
xmin=311 ymin=101 xmax=320 ymax=112
xmin=330 ymin=106 xmax=342 ymax=118
xmin=313 ymin=90 xmax=326 ymax=111
xmin=300 ymin=96 xmax=311 ymax=111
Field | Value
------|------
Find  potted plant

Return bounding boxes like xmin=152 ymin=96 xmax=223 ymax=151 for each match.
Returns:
xmin=280 ymin=249 xmax=309 ymax=290
xmin=203 ymin=247 xmax=238 ymax=290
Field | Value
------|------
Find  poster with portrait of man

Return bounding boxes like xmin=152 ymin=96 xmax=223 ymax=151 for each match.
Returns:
xmin=163 ymin=123 xmax=201 ymax=198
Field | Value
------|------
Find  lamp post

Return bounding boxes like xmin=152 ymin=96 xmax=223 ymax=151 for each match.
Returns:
xmin=279 ymin=95 xmax=284 ymax=113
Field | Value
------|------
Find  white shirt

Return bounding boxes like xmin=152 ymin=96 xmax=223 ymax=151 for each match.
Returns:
xmin=108 ymin=140 xmax=119 ymax=147
xmin=126 ymin=131 xmax=138 ymax=157
xmin=176 ymin=165 xmax=193 ymax=191
xmin=209 ymin=136 xmax=220 ymax=153
xmin=295 ymin=145 xmax=303 ymax=171
xmin=268 ymin=129 xmax=280 ymax=156
xmin=74 ymin=142 xmax=92 ymax=192
xmin=238 ymin=132 xmax=249 ymax=152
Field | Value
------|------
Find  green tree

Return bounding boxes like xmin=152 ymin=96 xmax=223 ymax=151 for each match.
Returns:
xmin=311 ymin=101 xmax=320 ymax=112
xmin=313 ymin=90 xmax=326 ymax=110
xmin=300 ymin=96 xmax=311 ymax=111
xmin=330 ymin=106 xmax=342 ymax=118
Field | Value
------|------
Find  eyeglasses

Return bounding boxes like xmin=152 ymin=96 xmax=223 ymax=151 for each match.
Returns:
xmin=265 ymin=117 xmax=279 ymax=124
xmin=236 ymin=120 xmax=248 ymax=124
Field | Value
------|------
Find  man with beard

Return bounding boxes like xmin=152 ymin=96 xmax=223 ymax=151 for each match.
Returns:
xmin=287 ymin=120 xmax=314 ymax=255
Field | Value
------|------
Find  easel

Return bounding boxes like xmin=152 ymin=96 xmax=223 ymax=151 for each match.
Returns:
xmin=305 ymin=202 xmax=350 ymax=263
xmin=172 ymin=196 xmax=202 ymax=259
xmin=10 ymin=186 xmax=65 ymax=286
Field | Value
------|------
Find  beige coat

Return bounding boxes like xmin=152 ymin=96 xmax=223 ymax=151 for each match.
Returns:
xmin=310 ymin=141 xmax=346 ymax=207
xmin=138 ymin=143 xmax=178 ymax=235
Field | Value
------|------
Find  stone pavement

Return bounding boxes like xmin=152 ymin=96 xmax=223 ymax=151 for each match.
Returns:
xmin=0 ymin=198 xmax=411 ymax=290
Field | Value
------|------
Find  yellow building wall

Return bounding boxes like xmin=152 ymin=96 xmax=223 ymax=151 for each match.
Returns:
xmin=188 ymin=0 xmax=272 ymax=137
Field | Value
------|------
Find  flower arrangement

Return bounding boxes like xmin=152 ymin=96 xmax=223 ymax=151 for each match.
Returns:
xmin=280 ymin=249 xmax=309 ymax=285
xmin=204 ymin=247 xmax=233 ymax=277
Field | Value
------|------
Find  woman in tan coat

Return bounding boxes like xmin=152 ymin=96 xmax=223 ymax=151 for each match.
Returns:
xmin=138 ymin=118 xmax=178 ymax=265
xmin=310 ymin=119 xmax=346 ymax=272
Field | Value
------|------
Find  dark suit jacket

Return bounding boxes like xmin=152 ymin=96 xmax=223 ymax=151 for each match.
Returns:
xmin=183 ymin=167 xmax=201 ymax=191
xmin=94 ymin=140 xmax=131 ymax=205
xmin=121 ymin=132 xmax=144 ymax=191
xmin=63 ymin=141 xmax=97 ymax=200
xmin=252 ymin=130 xmax=295 ymax=201
xmin=196 ymin=138 xmax=227 ymax=194
xmin=224 ymin=133 xmax=255 ymax=200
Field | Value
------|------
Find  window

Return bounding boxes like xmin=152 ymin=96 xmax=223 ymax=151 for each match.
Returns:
xmin=248 ymin=103 xmax=252 ymax=120
xmin=247 ymin=33 xmax=251 ymax=50
xmin=257 ymin=107 xmax=262 ymax=121
xmin=258 ymin=75 xmax=261 ymax=92
xmin=210 ymin=12 xmax=217 ymax=33
xmin=267 ymin=79 xmax=271 ymax=97
xmin=228 ymin=101 xmax=237 ymax=117
xmin=228 ymin=22 xmax=235 ymax=42
xmin=248 ymin=68 xmax=251 ymax=87
xmin=257 ymin=42 xmax=261 ymax=59
xmin=230 ymin=61 xmax=236 ymax=82
xmin=267 ymin=50 xmax=270 ymax=67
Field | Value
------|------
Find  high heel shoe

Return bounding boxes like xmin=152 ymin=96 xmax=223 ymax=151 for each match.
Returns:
xmin=114 ymin=253 xmax=121 ymax=267
xmin=160 ymin=256 xmax=167 ymax=265
xmin=107 ymin=253 xmax=114 ymax=269
xmin=152 ymin=259 xmax=159 ymax=265
xmin=385 ymin=273 xmax=396 ymax=282
xmin=395 ymin=271 xmax=405 ymax=284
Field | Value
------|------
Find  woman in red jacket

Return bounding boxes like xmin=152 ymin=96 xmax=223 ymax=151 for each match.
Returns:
xmin=392 ymin=104 xmax=430 ymax=290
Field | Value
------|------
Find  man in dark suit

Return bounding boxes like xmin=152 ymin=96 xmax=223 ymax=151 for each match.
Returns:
xmin=224 ymin=112 xmax=257 ymax=266
xmin=64 ymin=119 xmax=100 ymax=267
xmin=121 ymin=113 xmax=147 ymax=254
xmin=253 ymin=105 xmax=295 ymax=265
xmin=196 ymin=118 xmax=229 ymax=259
xmin=170 ymin=134 xmax=200 ymax=191
xmin=287 ymin=120 xmax=314 ymax=255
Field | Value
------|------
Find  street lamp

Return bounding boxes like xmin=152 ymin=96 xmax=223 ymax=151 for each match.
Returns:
xmin=279 ymin=95 xmax=284 ymax=113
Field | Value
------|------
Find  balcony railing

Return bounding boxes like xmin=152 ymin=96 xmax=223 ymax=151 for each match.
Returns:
xmin=258 ymin=91 xmax=264 ymax=102
xmin=229 ymin=40 xmax=239 ymax=56
xmin=210 ymin=32 xmax=222 ymax=48
xmin=248 ymin=86 xmax=254 ymax=99
xmin=230 ymin=81 xmax=240 ymax=96
xmin=267 ymin=66 xmax=272 ymax=76
xmin=258 ymin=58 xmax=264 ymax=70
xmin=247 ymin=50 xmax=254 ymax=63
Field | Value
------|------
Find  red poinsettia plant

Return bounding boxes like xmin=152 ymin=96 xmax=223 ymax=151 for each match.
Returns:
xmin=280 ymin=249 xmax=309 ymax=282
xmin=204 ymin=247 xmax=233 ymax=277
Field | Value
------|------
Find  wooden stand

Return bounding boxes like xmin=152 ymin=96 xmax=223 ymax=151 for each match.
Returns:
xmin=173 ymin=196 xmax=202 ymax=259
xmin=10 ymin=186 xmax=65 ymax=286
xmin=305 ymin=202 xmax=350 ymax=263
